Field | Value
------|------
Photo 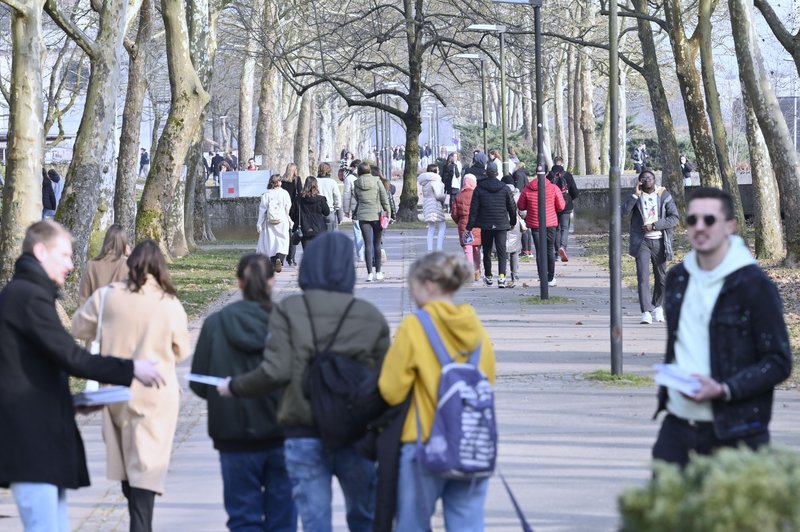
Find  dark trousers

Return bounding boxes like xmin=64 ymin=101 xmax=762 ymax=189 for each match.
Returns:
xmin=360 ymin=220 xmax=383 ymax=274
xmin=652 ymin=414 xmax=769 ymax=469
xmin=481 ymin=229 xmax=507 ymax=277
xmin=635 ymin=237 xmax=666 ymax=313
xmin=521 ymin=228 xmax=532 ymax=253
xmin=555 ymin=212 xmax=571 ymax=251
xmin=531 ymin=227 xmax=557 ymax=282
xmin=121 ymin=481 xmax=155 ymax=532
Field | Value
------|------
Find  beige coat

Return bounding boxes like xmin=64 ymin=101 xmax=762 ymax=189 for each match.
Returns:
xmin=78 ymin=255 xmax=129 ymax=305
xmin=71 ymin=276 xmax=190 ymax=494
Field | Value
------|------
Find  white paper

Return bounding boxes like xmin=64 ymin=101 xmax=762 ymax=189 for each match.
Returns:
xmin=654 ymin=364 xmax=702 ymax=396
xmin=73 ymin=386 xmax=131 ymax=408
xmin=185 ymin=373 xmax=226 ymax=386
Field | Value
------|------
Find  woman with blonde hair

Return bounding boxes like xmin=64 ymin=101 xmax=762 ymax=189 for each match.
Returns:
xmin=72 ymin=240 xmax=191 ymax=532
xmin=257 ymin=174 xmax=293 ymax=271
xmin=78 ymin=223 xmax=131 ymax=304
xmin=281 ymin=163 xmax=302 ymax=266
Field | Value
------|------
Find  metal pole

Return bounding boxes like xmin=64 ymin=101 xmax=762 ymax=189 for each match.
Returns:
xmin=435 ymin=104 xmax=441 ymax=162
xmin=534 ymin=5 xmax=548 ymax=299
xmin=384 ymin=95 xmax=391 ymax=179
xmin=500 ymin=31 xmax=508 ymax=174
xmin=609 ymin=0 xmax=623 ymax=374
xmin=373 ymin=76 xmax=379 ymax=165
xmin=481 ymin=59 xmax=488 ymax=153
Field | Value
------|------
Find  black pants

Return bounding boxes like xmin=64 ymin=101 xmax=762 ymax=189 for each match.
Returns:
xmin=652 ymin=414 xmax=769 ymax=469
xmin=555 ymin=212 xmax=571 ymax=252
xmin=635 ymin=237 xmax=666 ymax=313
xmin=521 ymin=228 xmax=532 ymax=253
xmin=360 ymin=220 xmax=383 ymax=274
xmin=531 ymin=227 xmax=557 ymax=282
xmin=481 ymin=229 xmax=507 ymax=277
xmin=122 ymin=481 xmax=156 ymax=532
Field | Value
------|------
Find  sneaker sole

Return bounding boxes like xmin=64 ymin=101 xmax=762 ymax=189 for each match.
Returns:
xmin=559 ymin=248 xmax=569 ymax=262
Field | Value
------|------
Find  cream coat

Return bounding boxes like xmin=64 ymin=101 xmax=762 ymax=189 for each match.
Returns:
xmin=78 ymin=255 xmax=129 ymax=305
xmin=71 ymin=276 xmax=190 ymax=494
xmin=256 ymin=187 xmax=292 ymax=257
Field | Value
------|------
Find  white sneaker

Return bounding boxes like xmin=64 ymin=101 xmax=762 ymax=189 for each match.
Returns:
xmin=653 ymin=307 xmax=665 ymax=322
xmin=547 ymin=279 xmax=557 ymax=287
xmin=366 ymin=273 xmax=374 ymax=283
xmin=640 ymin=311 xmax=653 ymax=324
xmin=376 ymin=272 xmax=384 ymax=281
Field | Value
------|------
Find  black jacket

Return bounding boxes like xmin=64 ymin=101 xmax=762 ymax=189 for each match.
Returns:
xmin=293 ymin=195 xmax=330 ymax=238
xmin=656 ymin=263 xmax=792 ymax=440
xmin=282 ymin=177 xmax=301 ymax=224
xmin=190 ymin=300 xmax=284 ymax=452
xmin=0 ymin=254 xmax=134 ymax=489
xmin=512 ymin=168 xmax=529 ymax=192
xmin=547 ymin=165 xmax=579 ymax=213
xmin=466 ymin=176 xmax=516 ymax=232
xmin=442 ymin=162 xmax=458 ymax=193
xmin=464 ymin=164 xmax=487 ymax=181
xmin=42 ymin=175 xmax=56 ymax=211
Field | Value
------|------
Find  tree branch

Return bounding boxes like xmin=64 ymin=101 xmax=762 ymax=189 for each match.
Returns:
xmin=596 ymin=3 xmax=668 ymax=31
xmin=0 ymin=0 xmax=28 ymax=12
xmin=754 ymin=0 xmax=798 ymax=53
xmin=542 ymin=31 xmax=645 ymax=76
xmin=44 ymin=0 xmax=99 ymax=58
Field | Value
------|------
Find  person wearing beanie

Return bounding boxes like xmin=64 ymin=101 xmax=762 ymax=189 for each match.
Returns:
xmin=219 ymin=232 xmax=390 ymax=532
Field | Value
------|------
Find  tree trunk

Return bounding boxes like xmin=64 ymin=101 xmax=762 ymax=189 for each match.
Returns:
xmin=136 ymin=0 xmax=210 ymax=252
xmin=115 ymin=0 xmax=153 ymax=243
xmin=580 ymin=40 xmax=599 ymax=174
xmin=566 ymin=49 xmax=575 ymax=170
xmin=730 ymin=0 xmax=800 ymax=262
xmin=293 ymin=90 xmax=313 ymax=178
xmin=572 ymin=50 xmax=585 ymax=174
xmin=663 ymin=0 xmax=721 ymax=188
xmin=740 ymin=82 xmax=785 ymax=259
xmin=600 ymin=89 xmax=611 ymax=175
xmin=618 ymin=64 xmax=628 ymax=171
xmin=633 ymin=0 xmax=684 ymax=212
xmin=237 ymin=25 xmax=258 ymax=168
xmin=521 ymin=72 xmax=533 ymax=147
xmin=398 ymin=115 xmax=421 ymax=222
xmin=0 ymin=2 xmax=46 ymax=285
xmin=698 ymin=0 xmax=745 ymax=225
xmin=553 ymin=46 xmax=568 ymax=162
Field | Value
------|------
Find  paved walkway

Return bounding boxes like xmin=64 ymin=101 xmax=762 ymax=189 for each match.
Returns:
xmin=2 ymin=228 xmax=800 ymax=531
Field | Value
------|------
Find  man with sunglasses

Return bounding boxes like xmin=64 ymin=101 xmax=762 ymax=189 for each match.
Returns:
xmin=651 ymin=187 xmax=791 ymax=467
xmin=621 ymin=170 xmax=679 ymax=324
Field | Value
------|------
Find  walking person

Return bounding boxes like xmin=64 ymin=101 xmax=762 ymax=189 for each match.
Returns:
xmin=48 ymin=169 xmax=64 ymax=209
xmin=419 ymin=164 xmax=447 ymax=252
xmin=518 ymin=167 xmax=565 ymax=287
xmin=190 ymin=254 xmax=297 ymax=531
xmin=451 ymin=174 xmax=482 ymax=281
xmin=502 ymin=175 xmax=525 ymax=288
xmin=353 ymin=162 xmax=390 ymax=282
xmin=378 ymin=252 xmax=496 ymax=531
xmin=281 ymin=163 xmax=302 ymax=266
xmin=71 ymin=240 xmax=191 ymax=532
xmin=465 ymin=166 xmax=516 ymax=288
xmin=342 ymin=159 xmax=365 ymax=263
xmin=42 ymin=169 xmax=57 ymax=220
xmin=632 ymin=143 xmax=648 ymax=173
xmin=139 ymin=149 xmax=150 ymax=178
xmin=315 ymin=163 xmax=342 ymax=233
xmin=0 ymin=221 xmax=164 ymax=532
xmin=217 ymin=232 xmax=390 ymax=532
xmin=652 ymin=187 xmax=791 ymax=468
xmin=294 ymin=176 xmax=331 ymax=250
xmin=680 ymin=154 xmax=694 ymax=186
xmin=442 ymin=153 xmax=459 ymax=211
xmin=78 ymin=223 xmax=130 ymax=305
xmin=621 ymin=170 xmax=680 ymax=324
xmin=257 ymin=174 xmax=292 ymax=272
xmin=547 ymin=156 xmax=579 ymax=262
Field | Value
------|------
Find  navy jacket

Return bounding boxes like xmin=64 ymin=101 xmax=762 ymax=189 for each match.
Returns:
xmin=656 ymin=262 xmax=792 ymax=440
xmin=466 ymin=177 xmax=516 ymax=232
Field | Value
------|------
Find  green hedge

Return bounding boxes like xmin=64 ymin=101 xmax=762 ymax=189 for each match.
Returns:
xmin=619 ymin=446 xmax=800 ymax=532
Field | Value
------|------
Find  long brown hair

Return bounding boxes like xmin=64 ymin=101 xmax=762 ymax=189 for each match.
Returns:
xmin=126 ymin=240 xmax=177 ymax=295
xmin=236 ymin=253 xmax=274 ymax=313
xmin=301 ymin=176 xmax=320 ymax=198
xmin=95 ymin=224 xmax=129 ymax=261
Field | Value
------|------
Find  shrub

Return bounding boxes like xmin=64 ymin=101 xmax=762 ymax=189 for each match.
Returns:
xmin=618 ymin=446 xmax=800 ymax=532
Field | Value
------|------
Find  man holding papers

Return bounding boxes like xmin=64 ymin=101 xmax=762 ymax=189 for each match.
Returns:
xmin=652 ymin=188 xmax=791 ymax=468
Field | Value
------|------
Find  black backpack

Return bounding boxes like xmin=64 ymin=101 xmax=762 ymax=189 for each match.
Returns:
xmin=301 ymin=296 xmax=382 ymax=450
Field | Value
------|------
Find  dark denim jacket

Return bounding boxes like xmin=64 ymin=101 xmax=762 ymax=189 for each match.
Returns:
xmin=655 ymin=263 xmax=792 ymax=440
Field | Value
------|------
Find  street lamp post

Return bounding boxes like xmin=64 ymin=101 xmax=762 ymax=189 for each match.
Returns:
xmin=455 ymin=53 xmax=488 ymax=153
xmin=467 ymin=24 xmax=507 ymax=167
xmin=608 ymin=0 xmax=623 ymax=373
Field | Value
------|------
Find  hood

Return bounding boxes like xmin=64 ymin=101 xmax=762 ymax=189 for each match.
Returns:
xmin=473 ymin=152 xmax=488 ymax=168
xmin=354 ymin=174 xmax=378 ymax=192
xmin=424 ymin=301 xmax=484 ymax=353
xmin=299 ymin=232 xmax=355 ymax=293
xmin=478 ymin=176 xmax=506 ymax=192
xmin=525 ymin=178 xmax=545 ymax=192
xmin=462 ymin=174 xmax=477 ymax=191
xmin=418 ymin=172 xmax=440 ymax=187
xmin=218 ymin=300 xmax=270 ymax=354
xmin=683 ymin=235 xmax=757 ymax=283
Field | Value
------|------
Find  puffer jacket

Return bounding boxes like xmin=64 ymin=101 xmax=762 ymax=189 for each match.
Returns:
xmin=451 ymin=189 xmax=481 ymax=247
xmin=517 ymin=178 xmax=565 ymax=229
xmin=466 ymin=177 xmax=516 ymax=232
xmin=353 ymin=174 xmax=390 ymax=222
xmin=418 ymin=172 xmax=446 ymax=223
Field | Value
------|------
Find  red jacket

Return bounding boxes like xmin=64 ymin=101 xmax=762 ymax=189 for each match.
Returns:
xmin=451 ymin=188 xmax=481 ymax=247
xmin=517 ymin=178 xmax=565 ymax=229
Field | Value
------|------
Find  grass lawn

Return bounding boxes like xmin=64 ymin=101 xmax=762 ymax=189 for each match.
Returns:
xmin=170 ymin=247 xmax=242 ymax=320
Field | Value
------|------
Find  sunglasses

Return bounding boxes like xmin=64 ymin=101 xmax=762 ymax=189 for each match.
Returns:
xmin=685 ymin=214 xmax=718 ymax=227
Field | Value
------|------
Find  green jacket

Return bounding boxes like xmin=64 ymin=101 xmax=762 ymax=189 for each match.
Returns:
xmin=353 ymin=174 xmax=390 ymax=222
xmin=231 ymin=290 xmax=390 ymax=433
xmin=190 ymin=300 xmax=284 ymax=451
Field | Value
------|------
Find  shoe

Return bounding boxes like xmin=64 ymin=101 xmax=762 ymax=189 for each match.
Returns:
xmin=559 ymin=247 xmax=569 ymax=262
xmin=484 ymin=276 xmax=494 ymax=287
xmin=640 ymin=311 xmax=653 ymax=324
xmin=366 ymin=273 xmax=374 ymax=283
xmin=653 ymin=307 xmax=664 ymax=322
xmin=497 ymin=276 xmax=506 ymax=289
xmin=376 ymin=272 xmax=384 ymax=281
xmin=474 ymin=270 xmax=481 ymax=282
xmin=547 ymin=279 xmax=557 ymax=287
xmin=274 ymin=259 xmax=282 ymax=273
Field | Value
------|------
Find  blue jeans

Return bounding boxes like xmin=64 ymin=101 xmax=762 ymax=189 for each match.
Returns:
xmin=395 ymin=444 xmax=489 ymax=532
xmin=352 ymin=220 xmax=364 ymax=259
xmin=11 ymin=482 xmax=69 ymax=532
xmin=219 ymin=448 xmax=297 ymax=532
xmin=283 ymin=438 xmax=376 ymax=532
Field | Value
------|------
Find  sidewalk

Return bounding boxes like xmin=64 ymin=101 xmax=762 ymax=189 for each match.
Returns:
xmin=2 ymin=228 xmax=799 ymax=531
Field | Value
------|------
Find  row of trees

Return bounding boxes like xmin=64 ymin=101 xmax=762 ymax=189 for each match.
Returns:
xmin=0 ymin=0 xmax=798 ymax=298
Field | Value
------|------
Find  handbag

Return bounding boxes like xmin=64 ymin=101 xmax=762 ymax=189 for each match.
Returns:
xmin=380 ymin=212 xmax=389 ymax=229
xmin=291 ymin=198 xmax=303 ymax=245
xmin=85 ymin=286 xmax=110 ymax=392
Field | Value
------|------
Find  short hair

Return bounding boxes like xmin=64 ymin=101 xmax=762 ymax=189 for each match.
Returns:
xmin=638 ymin=169 xmax=656 ymax=181
xmin=554 ymin=156 xmax=564 ymax=164
xmin=357 ymin=162 xmax=372 ymax=175
xmin=317 ymin=162 xmax=332 ymax=177
xmin=268 ymin=174 xmax=283 ymax=189
xmin=426 ymin=164 xmax=438 ymax=173
xmin=370 ymin=165 xmax=383 ymax=178
xmin=22 ymin=220 xmax=73 ymax=254
xmin=687 ymin=187 xmax=735 ymax=220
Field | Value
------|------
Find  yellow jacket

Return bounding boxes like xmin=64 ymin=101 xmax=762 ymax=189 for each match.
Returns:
xmin=378 ymin=301 xmax=496 ymax=443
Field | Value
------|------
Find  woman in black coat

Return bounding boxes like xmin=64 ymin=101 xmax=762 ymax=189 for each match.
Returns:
xmin=292 ymin=176 xmax=330 ymax=250
xmin=42 ymin=169 xmax=57 ymax=219
xmin=280 ymin=163 xmax=302 ymax=266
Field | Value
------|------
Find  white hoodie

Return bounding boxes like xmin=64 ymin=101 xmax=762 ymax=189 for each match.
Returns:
xmin=667 ymin=235 xmax=757 ymax=421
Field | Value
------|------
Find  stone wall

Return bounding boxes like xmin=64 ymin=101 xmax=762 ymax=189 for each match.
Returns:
xmin=207 ymin=197 xmax=260 ymax=240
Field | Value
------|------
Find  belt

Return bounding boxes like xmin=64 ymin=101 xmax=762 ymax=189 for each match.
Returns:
xmin=668 ymin=414 xmax=713 ymax=428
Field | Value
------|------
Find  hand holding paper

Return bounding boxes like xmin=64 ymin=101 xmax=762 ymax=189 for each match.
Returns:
xmin=654 ymin=364 xmax=702 ymax=396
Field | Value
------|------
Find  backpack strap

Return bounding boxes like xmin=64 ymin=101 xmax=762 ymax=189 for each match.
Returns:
xmin=303 ymin=295 xmax=357 ymax=354
xmin=416 ymin=309 xmax=481 ymax=368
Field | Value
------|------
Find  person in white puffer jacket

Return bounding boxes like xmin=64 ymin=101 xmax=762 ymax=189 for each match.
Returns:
xmin=418 ymin=164 xmax=447 ymax=251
